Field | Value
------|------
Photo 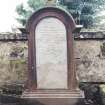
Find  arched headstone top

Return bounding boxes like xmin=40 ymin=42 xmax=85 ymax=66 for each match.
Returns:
xmin=26 ymin=6 xmax=76 ymax=33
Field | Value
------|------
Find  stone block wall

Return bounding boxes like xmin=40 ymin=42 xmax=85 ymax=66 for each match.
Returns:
xmin=75 ymin=40 xmax=105 ymax=82
xmin=0 ymin=32 xmax=105 ymax=86
xmin=0 ymin=40 xmax=28 ymax=86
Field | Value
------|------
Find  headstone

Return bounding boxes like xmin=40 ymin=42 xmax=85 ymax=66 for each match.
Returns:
xmin=36 ymin=17 xmax=67 ymax=89
xmin=22 ymin=7 xmax=84 ymax=105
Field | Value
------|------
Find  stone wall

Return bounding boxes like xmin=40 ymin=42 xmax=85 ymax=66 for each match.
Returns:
xmin=75 ymin=40 xmax=105 ymax=82
xmin=0 ymin=41 xmax=28 ymax=86
xmin=0 ymin=32 xmax=105 ymax=86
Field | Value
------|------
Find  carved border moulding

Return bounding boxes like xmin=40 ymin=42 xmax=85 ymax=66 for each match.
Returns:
xmin=22 ymin=7 xmax=84 ymax=105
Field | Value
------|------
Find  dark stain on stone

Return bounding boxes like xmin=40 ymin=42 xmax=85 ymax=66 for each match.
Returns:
xmin=82 ymin=56 xmax=92 ymax=68
xmin=100 ymin=42 xmax=105 ymax=57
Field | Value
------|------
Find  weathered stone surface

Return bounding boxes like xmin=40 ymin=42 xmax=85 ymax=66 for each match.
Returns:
xmin=0 ymin=41 xmax=28 ymax=86
xmin=0 ymin=32 xmax=105 ymax=85
xmin=0 ymin=31 xmax=105 ymax=41
xmin=0 ymin=33 xmax=27 ymax=41
xmin=35 ymin=17 xmax=67 ymax=89
xmin=75 ymin=40 xmax=105 ymax=82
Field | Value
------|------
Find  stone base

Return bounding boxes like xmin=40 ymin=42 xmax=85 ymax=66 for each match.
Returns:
xmin=21 ymin=90 xmax=84 ymax=105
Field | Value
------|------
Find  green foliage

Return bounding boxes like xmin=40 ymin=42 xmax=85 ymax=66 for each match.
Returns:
xmin=16 ymin=4 xmax=26 ymax=16
xmin=81 ymin=6 xmax=94 ymax=15
xmin=16 ymin=0 xmax=45 ymax=26
xmin=27 ymin=0 xmax=44 ymax=10
xmin=16 ymin=3 xmax=32 ymax=26
xmin=80 ymin=15 xmax=93 ymax=28
xmin=59 ymin=0 xmax=105 ymax=28
xmin=16 ymin=0 xmax=105 ymax=28
xmin=59 ymin=0 xmax=95 ymax=28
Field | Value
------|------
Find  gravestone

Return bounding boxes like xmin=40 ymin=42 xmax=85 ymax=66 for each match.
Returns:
xmin=36 ymin=17 xmax=67 ymax=89
xmin=22 ymin=7 xmax=84 ymax=105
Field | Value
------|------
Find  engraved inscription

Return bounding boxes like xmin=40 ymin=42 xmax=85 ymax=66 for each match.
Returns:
xmin=35 ymin=17 xmax=67 ymax=89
